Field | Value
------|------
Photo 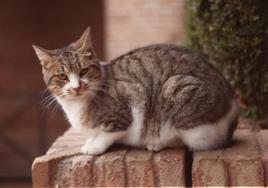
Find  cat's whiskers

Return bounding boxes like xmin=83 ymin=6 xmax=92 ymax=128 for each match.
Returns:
xmin=43 ymin=96 xmax=56 ymax=107
xmin=39 ymin=92 xmax=55 ymax=118
xmin=40 ymin=97 xmax=55 ymax=118
xmin=40 ymin=88 xmax=50 ymax=96
xmin=40 ymin=94 xmax=55 ymax=107
xmin=40 ymin=93 xmax=65 ymax=118
xmin=49 ymin=102 xmax=61 ymax=119
xmin=41 ymin=98 xmax=57 ymax=113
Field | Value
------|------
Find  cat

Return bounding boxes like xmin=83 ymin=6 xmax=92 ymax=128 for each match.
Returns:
xmin=33 ymin=27 xmax=239 ymax=155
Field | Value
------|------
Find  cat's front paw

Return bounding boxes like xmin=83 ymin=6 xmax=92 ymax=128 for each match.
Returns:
xmin=80 ymin=143 xmax=105 ymax=155
xmin=80 ymin=131 xmax=121 ymax=155
xmin=146 ymin=144 xmax=163 ymax=152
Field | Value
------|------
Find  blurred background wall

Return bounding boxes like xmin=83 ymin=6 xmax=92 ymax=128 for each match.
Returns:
xmin=104 ymin=0 xmax=185 ymax=59
xmin=0 ymin=0 xmax=105 ymax=184
xmin=0 ymin=0 xmax=185 ymax=186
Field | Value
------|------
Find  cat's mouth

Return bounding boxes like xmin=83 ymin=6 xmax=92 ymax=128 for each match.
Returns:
xmin=62 ymin=89 xmax=92 ymax=99
xmin=69 ymin=91 xmax=86 ymax=97
xmin=74 ymin=92 xmax=82 ymax=96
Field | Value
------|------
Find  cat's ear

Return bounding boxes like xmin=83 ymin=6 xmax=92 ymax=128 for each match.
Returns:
xmin=32 ymin=45 xmax=53 ymax=63
xmin=71 ymin=27 xmax=92 ymax=52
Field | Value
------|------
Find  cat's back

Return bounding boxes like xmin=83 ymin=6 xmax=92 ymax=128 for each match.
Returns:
xmin=110 ymin=44 xmax=191 ymax=78
xmin=106 ymin=44 xmax=238 ymax=150
xmin=109 ymin=44 xmax=232 ymax=95
xmin=109 ymin=44 xmax=196 ymax=85
xmin=108 ymin=44 xmax=235 ymax=128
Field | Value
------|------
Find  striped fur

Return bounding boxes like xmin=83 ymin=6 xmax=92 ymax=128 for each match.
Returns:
xmin=33 ymin=28 xmax=239 ymax=155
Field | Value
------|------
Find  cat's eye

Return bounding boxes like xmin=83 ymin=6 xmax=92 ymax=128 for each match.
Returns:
xmin=79 ymin=67 xmax=89 ymax=77
xmin=56 ymin=73 xmax=68 ymax=80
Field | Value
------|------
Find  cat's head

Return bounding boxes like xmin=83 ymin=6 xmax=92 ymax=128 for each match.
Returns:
xmin=33 ymin=27 xmax=103 ymax=100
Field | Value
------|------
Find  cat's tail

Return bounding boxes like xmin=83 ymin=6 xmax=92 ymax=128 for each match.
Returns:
xmin=222 ymin=98 xmax=240 ymax=146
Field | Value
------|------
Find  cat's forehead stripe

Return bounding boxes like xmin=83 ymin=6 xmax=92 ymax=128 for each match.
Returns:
xmin=53 ymin=49 xmax=92 ymax=71
xmin=55 ymin=52 xmax=80 ymax=73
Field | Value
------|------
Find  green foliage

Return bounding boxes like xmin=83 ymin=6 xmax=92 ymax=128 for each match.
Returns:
xmin=186 ymin=0 xmax=268 ymax=118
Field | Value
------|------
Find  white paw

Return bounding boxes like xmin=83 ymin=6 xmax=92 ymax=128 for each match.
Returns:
xmin=146 ymin=144 xmax=162 ymax=152
xmin=80 ymin=143 xmax=105 ymax=155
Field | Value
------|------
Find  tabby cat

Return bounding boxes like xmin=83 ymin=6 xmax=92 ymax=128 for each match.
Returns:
xmin=33 ymin=27 xmax=239 ymax=155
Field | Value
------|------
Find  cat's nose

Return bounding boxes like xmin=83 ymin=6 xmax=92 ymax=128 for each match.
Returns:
xmin=73 ymin=85 xmax=81 ymax=93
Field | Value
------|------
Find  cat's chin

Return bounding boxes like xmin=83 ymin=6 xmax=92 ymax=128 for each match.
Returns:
xmin=67 ymin=95 xmax=89 ymax=101
xmin=59 ymin=92 xmax=91 ymax=101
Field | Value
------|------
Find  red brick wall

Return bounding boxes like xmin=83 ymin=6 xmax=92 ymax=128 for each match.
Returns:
xmin=104 ymin=0 xmax=186 ymax=60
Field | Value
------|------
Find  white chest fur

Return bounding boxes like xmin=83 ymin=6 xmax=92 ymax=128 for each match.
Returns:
xmin=57 ymin=98 xmax=88 ymax=130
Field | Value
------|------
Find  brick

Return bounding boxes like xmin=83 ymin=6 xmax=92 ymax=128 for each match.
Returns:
xmin=71 ymin=155 xmax=94 ymax=187
xmin=125 ymin=149 xmax=154 ymax=187
xmin=93 ymin=148 xmax=127 ymax=187
xmin=153 ymin=149 xmax=185 ymax=187
xmin=46 ymin=128 xmax=87 ymax=155
xmin=229 ymin=159 xmax=263 ymax=186
xmin=192 ymin=150 xmax=228 ymax=186
xmin=32 ymin=147 xmax=80 ymax=188
xmin=33 ymin=126 xmax=268 ymax=187
xmin=54 ymin=157 xmax=76 ymax=186
xmin=257 ymin=130 xmax=268 ymax=154
xmin=192 ymin=129 xmax=265 ymax=186
xmin=32 ymin=129 xmax=84 ymax=187
xmin=54 ymin=155 xmax=94 ymax=187
xmin=257 ymin=130 xmax=268 ymax=186
xmin=225 ymin=130 xmax=264 ymax=186
xmin=33 ymin=127 xmax=188 ymax=187
xmin=224 ymin=130 xmax=260 ymax=160
xmin=32 ymin=157 xmax=51 ymax=188
xmin=196 ymin=159 xmax=227 ymax=186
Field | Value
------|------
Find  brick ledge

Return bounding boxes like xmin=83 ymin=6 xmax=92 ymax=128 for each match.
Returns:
xmin=32 ymin=128 xmax=185 ymax=187
xmin=32 ymin=123 xmax=268 ymax=187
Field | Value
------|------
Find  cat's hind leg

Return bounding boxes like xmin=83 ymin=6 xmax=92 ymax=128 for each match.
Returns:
xmin=179 ymin=99 xmax=239 ymax=151
xmin=179 ymin=125 xmax=225 ymax=151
